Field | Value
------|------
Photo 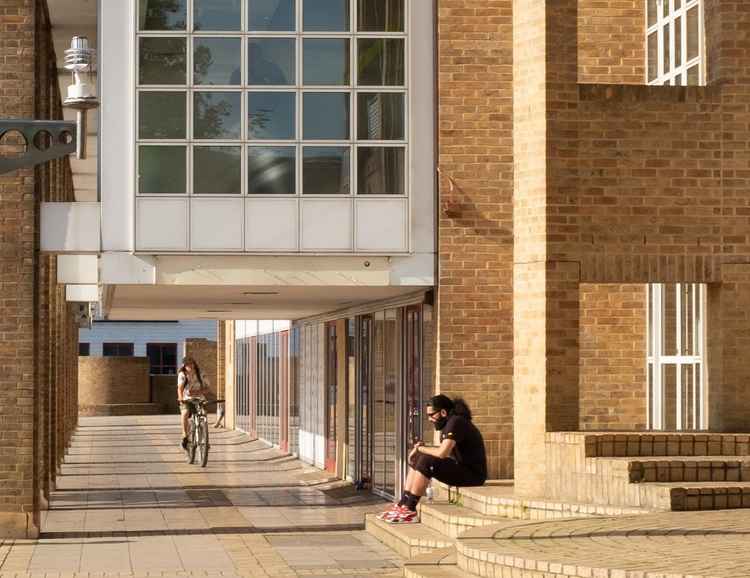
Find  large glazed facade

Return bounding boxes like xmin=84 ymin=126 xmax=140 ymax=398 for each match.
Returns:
xmin=7 ymin=0 xmax=750 ymax=537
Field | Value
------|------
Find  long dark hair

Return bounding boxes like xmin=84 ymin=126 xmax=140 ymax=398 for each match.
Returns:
xmin=429 ymin=394 xmax=473 ymax=421
xmin=179 ymin=356 xmax=204 ymax=385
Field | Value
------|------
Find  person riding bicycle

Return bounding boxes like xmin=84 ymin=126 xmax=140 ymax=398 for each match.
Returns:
xmin=177 ymin=357 xmax=210 ymax=450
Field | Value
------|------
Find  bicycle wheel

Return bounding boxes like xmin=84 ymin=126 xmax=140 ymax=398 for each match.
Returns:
xmin=198 ymin=418 xmax=209 ymax=467
xmin=187 ymin=418 xmax=197 ymax=464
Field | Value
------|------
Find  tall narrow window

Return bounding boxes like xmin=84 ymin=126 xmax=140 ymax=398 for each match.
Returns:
xmin=646 ymin=0 xmax=703 ymax=86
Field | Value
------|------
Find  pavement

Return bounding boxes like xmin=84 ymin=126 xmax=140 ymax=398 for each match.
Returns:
xmin=0 ymin=415 xmax=402 ymax=578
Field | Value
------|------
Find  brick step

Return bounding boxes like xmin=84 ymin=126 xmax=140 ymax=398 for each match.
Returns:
xmin=595 ymin=456 xmax=750 ymax=483
xmin=365 ymin=514 xmax=454 ymax=559
xmin=432 ymin=481 xmax=649 ymax=519
xmin=418 ymin=502 xmax=514 ymax=538
xmin=561 ymin=432 xmax=750 ymax=458
xmin=403 ymin=565 xmax=466 ymax=578
xmin=403 ymin=546 xmax=457 ymax=573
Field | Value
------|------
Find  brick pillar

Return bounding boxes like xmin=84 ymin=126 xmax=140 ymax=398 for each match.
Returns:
xmin=512 ymin=0 xmax=581 ymax=497
xmin=216 ymin=321 xmax=226 ymax=399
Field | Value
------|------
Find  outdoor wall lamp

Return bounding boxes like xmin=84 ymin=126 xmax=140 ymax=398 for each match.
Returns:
xmin=0 ymin=35 xmax=98 ymax=175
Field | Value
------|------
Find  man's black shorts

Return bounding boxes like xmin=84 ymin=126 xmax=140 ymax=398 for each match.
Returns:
xmin=413 ymin=454 xmax=485 ymax=487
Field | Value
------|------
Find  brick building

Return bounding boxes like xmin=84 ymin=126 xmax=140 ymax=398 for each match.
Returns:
xmin=5 ymin=0 xmax=750 ymax=537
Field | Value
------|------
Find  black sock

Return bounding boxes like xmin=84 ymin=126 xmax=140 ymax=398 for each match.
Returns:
xmin=404 ymin=492 xmax=421 ymax=512
xmin=397 ymin=491 xmax=410 ymax=507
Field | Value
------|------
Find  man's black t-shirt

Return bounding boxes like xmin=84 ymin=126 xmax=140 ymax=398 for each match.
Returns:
xmin=440 ymin=414 xmax=487 ymax=479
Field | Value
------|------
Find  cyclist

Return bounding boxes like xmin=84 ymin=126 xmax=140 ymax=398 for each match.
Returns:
xmin=177 ymin=356 xmax=210 ymax=450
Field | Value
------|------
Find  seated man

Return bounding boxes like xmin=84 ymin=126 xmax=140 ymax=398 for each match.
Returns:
xmin=378 ymin=394 xmax=487 ymax=524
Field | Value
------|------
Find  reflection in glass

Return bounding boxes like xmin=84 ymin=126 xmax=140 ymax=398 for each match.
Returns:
xmin=248 ymin=38 xmax=295 ymax=85
xmin=357 ymin=147 xmax=404 ymax=195
xmin=304 ymin=0 xmax=349 ymax=31
xmin=139 ymin=38 xmax=187 ymax=85
xmin=675 ymin=16 xmax=682 ymax=70
xmin=687 ymin=7 xmax=699 ymax=61
xmin=138 ymin=146 xmax=186 ymax=193
xmin=248 ymin=147 xmax=296 ymax=194
xmin=139 ymin=92 xmax=186 ymax=139
xmin=383 ymin=308 xmax=399 ymax=497
xmin=647 ymin=0 xmax=657 ymax=27
xmin=139 ymin=0 xmax=186 ymax=30
xmin=194 ymin=0 xmax=241 ymax=30
xmin=194 ymin=146 xmax=242 ymax=194
xmin=648 ymin=33 xmax=658 ymax=82
xmin=303 ymin=93 xmax=350 ymax=140
xmin=249 ymin=0 xmax=295 ymax=31
xmin=358 ymin=0 xmax=403 ymax=32
xmin=663 ymin=25 xmax=670 ymax=76
xmin=247 ymin=92 xmax=295 ymax=139
xmin=194 ymin=38 xmax=241 ymax=85
xmin=372 ymin=311 xmax=386 ymax=493
xmin=357 ymin=93 xmax=404 ymax=140
xmin=194 ymin=92 xmax=242 ymax=139
xmin=687 ymin=65 xmax=699 ymax=85
xmin=304 ymin=39 xmax=350 ymax=85
xmin=358 ymin=39 xmax=404 ymax=86
xmin=303 ymin=147 xmax=350 ymax=194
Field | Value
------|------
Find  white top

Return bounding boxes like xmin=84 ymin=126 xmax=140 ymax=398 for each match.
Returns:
xmin=178 ymin=371 xmax=207 ymax=400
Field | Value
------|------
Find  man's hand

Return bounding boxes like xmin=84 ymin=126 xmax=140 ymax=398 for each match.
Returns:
xmin=408 ymin=441 xmax=424 ymax=466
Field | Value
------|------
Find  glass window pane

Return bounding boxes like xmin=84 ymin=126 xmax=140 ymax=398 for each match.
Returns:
xmin=248 ymin=147 xmax=296 ymax=194
xmin=687 ymin=64 xmax=700 ymax=85
xmin=663 ymin=25 xmax=670 ymax=74
xmin=139 ymin=0 xmax=186 ymax=30
xmin=675 ymin=16 xmax=682 ymax=68
xmin=357 ymin=93 xmax=404 ymax=140
xmin=248 ymin=38 xmax=295 ymax=85
xmin=687 ymin=6 xmax=699 ymax=61
xmin=648 ymin=0 xmax=657 ymax=27
xmin=139 ymin=92 xmax=186 ymax=139
xmin=304 ymin=0 xmax=350 ymax=31
xmin=303 ymin=147 xmax=350 ymax=194
xmin=249 ymin=0 xmax=295 ymax=31
xmin=139 ymin=38 xmax=187 ymax=85
xmin=194 ymin=146 xmax=242 ymax=194
xmin=358 ymin=39 xmax=404 ymax=86
xmin=194 ymin=38 xmax=241 ymax=85
xmin=662 ymin=0 xmax=669 ymax=18
xmin=303 ymin=93 xmax=350 ymax=140
xmin=138 ymin=146 xmax=186 ymax=193
xmin=248 ymin=92 xmax=295 ymax=139
xmin=303 ymin=39 xmax=350 ymax=85
xmin=357 ymin=147 xmax=404 ymax=195
xmin=648 ymin=32 xmax=658 ymax=81
xmin=194 ymin=0 xmax=241 ymax=30
xmin=194 ymin=92 xmax=242 ymax=139
xmin=358 ymin=0 xmax=404 ymax=32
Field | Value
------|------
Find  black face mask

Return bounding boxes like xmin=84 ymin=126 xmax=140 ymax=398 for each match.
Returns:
xmin=433 ymin=415 xmax=448 ymax=431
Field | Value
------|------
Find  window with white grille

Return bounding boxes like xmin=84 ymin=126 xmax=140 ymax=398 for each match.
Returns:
xmin=646 ymin=0 xmax=703 ymax=86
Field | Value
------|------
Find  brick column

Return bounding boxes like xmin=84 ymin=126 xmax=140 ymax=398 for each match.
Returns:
xmin=216 ymin=321 xmax=226 ymax=400
xmin=512 ymin=0 xmax=581 ymax=497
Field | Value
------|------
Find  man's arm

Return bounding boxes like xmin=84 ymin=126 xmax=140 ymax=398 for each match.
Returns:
xmin=416 ymin=438 xmax=455 ymax=460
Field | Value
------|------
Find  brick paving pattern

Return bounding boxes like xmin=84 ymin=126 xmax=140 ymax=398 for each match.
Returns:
xmin=0 ymin=416 xmax=401 ymax=578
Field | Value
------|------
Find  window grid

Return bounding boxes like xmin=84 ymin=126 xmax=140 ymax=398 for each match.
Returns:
xmin=136 ymin=0 xmax=408 ymax=199
xmin=647 ymin=0 xmax=703 ymax=86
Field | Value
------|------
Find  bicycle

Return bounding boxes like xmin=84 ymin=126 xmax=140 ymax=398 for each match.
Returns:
xmin=182 ymin=398 xmax=223 ymax=467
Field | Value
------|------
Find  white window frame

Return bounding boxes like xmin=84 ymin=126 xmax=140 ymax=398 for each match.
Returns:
xmin=647 ymin=283 xmax=708 ymax=431
xmin=646 ymin=0 xmax=704 ymax=86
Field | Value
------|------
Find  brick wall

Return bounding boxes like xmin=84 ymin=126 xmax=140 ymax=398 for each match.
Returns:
xmin=185 ymin=338 xmax=218 ymax=398
xmin=579 ymin=284 xmax=647 ymax=430
xmin=0 ymin=0 xmax=78 ymax=537
xmin=578 ymin=0 xmax=645 ymax=84
xmin=78 ymin=357 xmax=151 ymax=408
xmin=437 ymin=0 xmax=514 ymax=480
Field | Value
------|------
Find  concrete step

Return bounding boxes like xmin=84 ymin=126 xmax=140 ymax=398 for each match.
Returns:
xmin=365 ymin=514 xmax=454 ymax=560
xmin=402 ymin=547 xmax=461 ymax=578
xmin=564 ymin=431 xmax=750 ymax=458
xmin=418 ymin=501 xmax=514 ymax=538
xmin=403 ymin=565 xmax=466 ymax=578
xmin=595 ymin=455 xmax=750 ymax=483
xmin=403 ymin=546 xmax=457 ymax=567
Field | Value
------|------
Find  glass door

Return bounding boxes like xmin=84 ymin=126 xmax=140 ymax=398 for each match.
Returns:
xmin=402 ymin=305 xmax=423 ymax=485
xmin=325 ymin=322 xmax=338 ymax=473
xmin=647 ymin=283 xmax=707 ymax=430
xmin=355 ymin=315 xmax=373 ymax=489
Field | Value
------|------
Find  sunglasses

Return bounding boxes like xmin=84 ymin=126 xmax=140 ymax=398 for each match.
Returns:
xmin=426 ymin=409 xmax=443 ymax=419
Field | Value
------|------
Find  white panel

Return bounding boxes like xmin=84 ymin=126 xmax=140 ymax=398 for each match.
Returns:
xmin=136 ymin=198 xmax=188 ymax=251
xmin=100 ymin=253 xmax=156 ymax=284
xmin=245 ymin=198 xmax=298 ymax=251
xmin=190 ymin=198 xmax=244 ymax=251
xmin=100 ymin=0 xmax=135 ymax=251
xmin=66 ymin=285 xmax=99 ymax=302
xmin=301 ymin=199 xmax=352 ymax=251
xmin=41 ymin=202 xmax=101 ymax=253
xmin=57 ymin=255 xmax=98 ymax=284
xmin=355 ymin=199 xmax=408 ymax=252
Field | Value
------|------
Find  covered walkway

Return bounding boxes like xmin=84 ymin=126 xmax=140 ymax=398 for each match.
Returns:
xmin=0 ymin=416 xmax=401 ymax=577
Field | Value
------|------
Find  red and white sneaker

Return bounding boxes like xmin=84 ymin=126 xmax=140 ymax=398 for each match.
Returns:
xmin=386 ymin=507 xmax=418 ymax=524
xmin=376 ymin=503 xmax=402 ymax=521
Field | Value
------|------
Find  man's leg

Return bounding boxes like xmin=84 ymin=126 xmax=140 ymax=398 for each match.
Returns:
xmin=403 ymin=466 xmax=430 ymax=497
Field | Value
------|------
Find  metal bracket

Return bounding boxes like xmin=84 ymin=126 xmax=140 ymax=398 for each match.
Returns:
xmin=0 ymin=120 xmax=77 ymax=175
